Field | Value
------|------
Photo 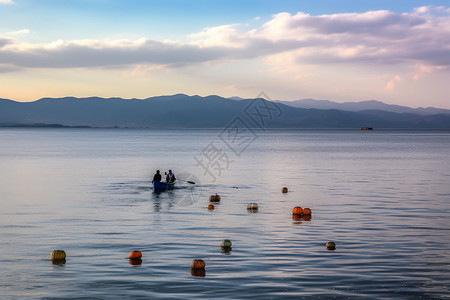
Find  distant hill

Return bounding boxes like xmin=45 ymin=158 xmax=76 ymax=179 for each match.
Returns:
xmin=1 ymin=94 xmax=450 ymax=129
xmin=275 ymin=99 xmax=450 ymax=115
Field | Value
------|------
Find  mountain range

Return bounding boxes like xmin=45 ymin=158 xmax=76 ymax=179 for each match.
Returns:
xmin=274 ymin=99 xmax=450 ymax=115
xmin=1 ymin=94 xmax=450 ymax=129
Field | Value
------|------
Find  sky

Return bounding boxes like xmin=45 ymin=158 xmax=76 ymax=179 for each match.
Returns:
xmin=1 ymin=0 xmax=450 ymax=108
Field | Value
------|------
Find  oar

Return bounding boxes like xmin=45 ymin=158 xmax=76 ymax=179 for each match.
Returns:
xmin=183 ymin=180 xmax=195 ymax=184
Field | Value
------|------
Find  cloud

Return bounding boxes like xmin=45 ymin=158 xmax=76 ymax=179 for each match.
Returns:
xmin=0 ymin=0 xmax=13 ymax=3
xmin=0 ymin=7 xmax=449 ymax=71
xmin=6 ymin=29 xmax=30 ymax=35
xmin=0 ymin=63 xmax=20 ymax=73
xmin=0 ymin=37 xmax=15 ymax=48
xmin=259 ymin=9 xmax=450 ymax=66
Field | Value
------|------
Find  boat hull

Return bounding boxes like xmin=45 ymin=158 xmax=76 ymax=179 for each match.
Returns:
xmin=153 ymin=181 xmax=175 ymax=191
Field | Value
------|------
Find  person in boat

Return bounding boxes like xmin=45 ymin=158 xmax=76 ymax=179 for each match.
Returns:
xmin=152 ymin=170 xmax=162 ymax=183
xmin=166 ymin=169 xmax=176 ymax=183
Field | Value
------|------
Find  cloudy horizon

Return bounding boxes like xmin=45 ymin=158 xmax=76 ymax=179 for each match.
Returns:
xmin=1 ymin=1 xmax=449 ymax=108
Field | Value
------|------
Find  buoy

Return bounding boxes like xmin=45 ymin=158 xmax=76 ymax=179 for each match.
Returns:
xmin=207 ymin=204 xmax=215 ymax=210
xmin=209 ymin=193 xmax=221 ymax=202
xmin=50 ymin=250 xmax=66 ymax=260
xmin=247 ymin=203 xmax=258 ymax=210
xmin=220 ymin=239 xmax=232 ymax=248
xmin=129 ymin=250 xmax=142 ymax=259
xmin=292 ymin=206 xmax=303 ymax=215
xmin=282 ymin=187 xmax=288 ymax=193
xmin=326 ymin=242 xmax=336 ymax=250
xmin=303 ymin=208 xmax=312 ymax=215
xmin=190 ymin=259 xmax=206 ymax=269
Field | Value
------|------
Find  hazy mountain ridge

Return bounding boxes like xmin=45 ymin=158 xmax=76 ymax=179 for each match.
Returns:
xmin=1 ymin=95 xmax=450 ymax=128
xmin=274 ymin=99 xmax=450 ymax=115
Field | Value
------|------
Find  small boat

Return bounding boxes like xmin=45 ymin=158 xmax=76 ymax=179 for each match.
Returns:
xmin=153 ymin=181 xmax=175 ymax=191
xmin=360 ymin=127 xmax=373 ymax=130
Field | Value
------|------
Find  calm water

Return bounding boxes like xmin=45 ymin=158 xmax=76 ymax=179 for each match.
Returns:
xmin=0 ymin=128 xmax=449 ymax=299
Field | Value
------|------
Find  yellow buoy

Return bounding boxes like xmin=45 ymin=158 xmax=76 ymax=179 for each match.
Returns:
xmin=50 ymin=250 xmax=66 ymax=260
xmin=247 ymin=203 xmax=258 ymax=210
xmin=326 ymin=242 xmax=336 ymax=250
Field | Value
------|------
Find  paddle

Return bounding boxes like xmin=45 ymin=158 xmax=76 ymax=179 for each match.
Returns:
xmin=179 ymin=180 xmax=195 ymax=184
xmin=164 ymin=172 xmax=196 ymax=184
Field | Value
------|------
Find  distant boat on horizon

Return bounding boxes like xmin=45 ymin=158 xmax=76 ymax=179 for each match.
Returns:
xmin=360 ymin=127 xmax=373 ymax=130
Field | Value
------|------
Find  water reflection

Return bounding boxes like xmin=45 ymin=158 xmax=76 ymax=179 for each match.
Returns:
xmin=292 ymin=214 xmax=302 ymax=224
xmin=190 ymin=268 xmax=206 ymax=277
xmin=221 ymin=246 xmax=232 ymax=254
xmin=292 ymin=214 xmax=312 ymax=224
xmin=51 ymin=259 xmax=66 ymax=265
xmin=129 ymin=259 xmax=142 ymax=266
xmin=151 ymin=184 xmax=203 ymax=211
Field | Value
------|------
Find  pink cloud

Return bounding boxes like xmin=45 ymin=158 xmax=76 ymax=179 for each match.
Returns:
xmin=0 ymin=7 xmax=449 ymax=70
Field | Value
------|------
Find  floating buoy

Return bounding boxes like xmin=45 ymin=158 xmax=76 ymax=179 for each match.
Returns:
xmin=207 ymin=204 xmax=215 ymax=210
xmin=303 ymin=208 xmax=312 ymax=215
xmin=50 ymin=250 xmax=66 ymax=260
xmin=209 ymin=193 xmax=221 ymax=202
xmin=190 ymin=259 xmax=206 ymax=269
xmin=129 ymin=250 xmax=142 ymax=259
xmin=292 ymin=206 xmax=303 ymax=215
xmin=247 ymin=203 xmax=258 ymax=210
xmin=326 ymin=242 xmax=336 ymax=250
xmin=129 ymin=258 xmax=142 ymax=266
xmin=220 ymin=239 xmax=232 ymax=248
xmin=282 ymin=187 xmax=288 ymax=193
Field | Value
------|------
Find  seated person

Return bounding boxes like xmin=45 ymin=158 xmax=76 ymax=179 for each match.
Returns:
xmin=152 ymin=170 xmax=162 ymax=183
xmin=166 ymin=169 xmax=176 ymax=183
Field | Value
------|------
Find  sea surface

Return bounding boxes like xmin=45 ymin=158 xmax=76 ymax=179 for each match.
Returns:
xmin=0 ymin=128 xmax=449 ymax=299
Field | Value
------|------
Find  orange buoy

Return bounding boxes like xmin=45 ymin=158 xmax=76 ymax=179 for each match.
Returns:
xmin=282 ymin=187 xmax=288 ymax=193
xmin=129 ymin=250 xmax=142 ymax=259
xmin=207 ymin=204 xmax=215 ymax=210
xmin=190 ymin=259 xmax=206 ymax=269
xmin=292 ymin=206 xmax=303 ymax=215
xmin=209 ymin=194 xmax=221 ymax=202
xmin=303 ymin=208 xmax=312 ymax=215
